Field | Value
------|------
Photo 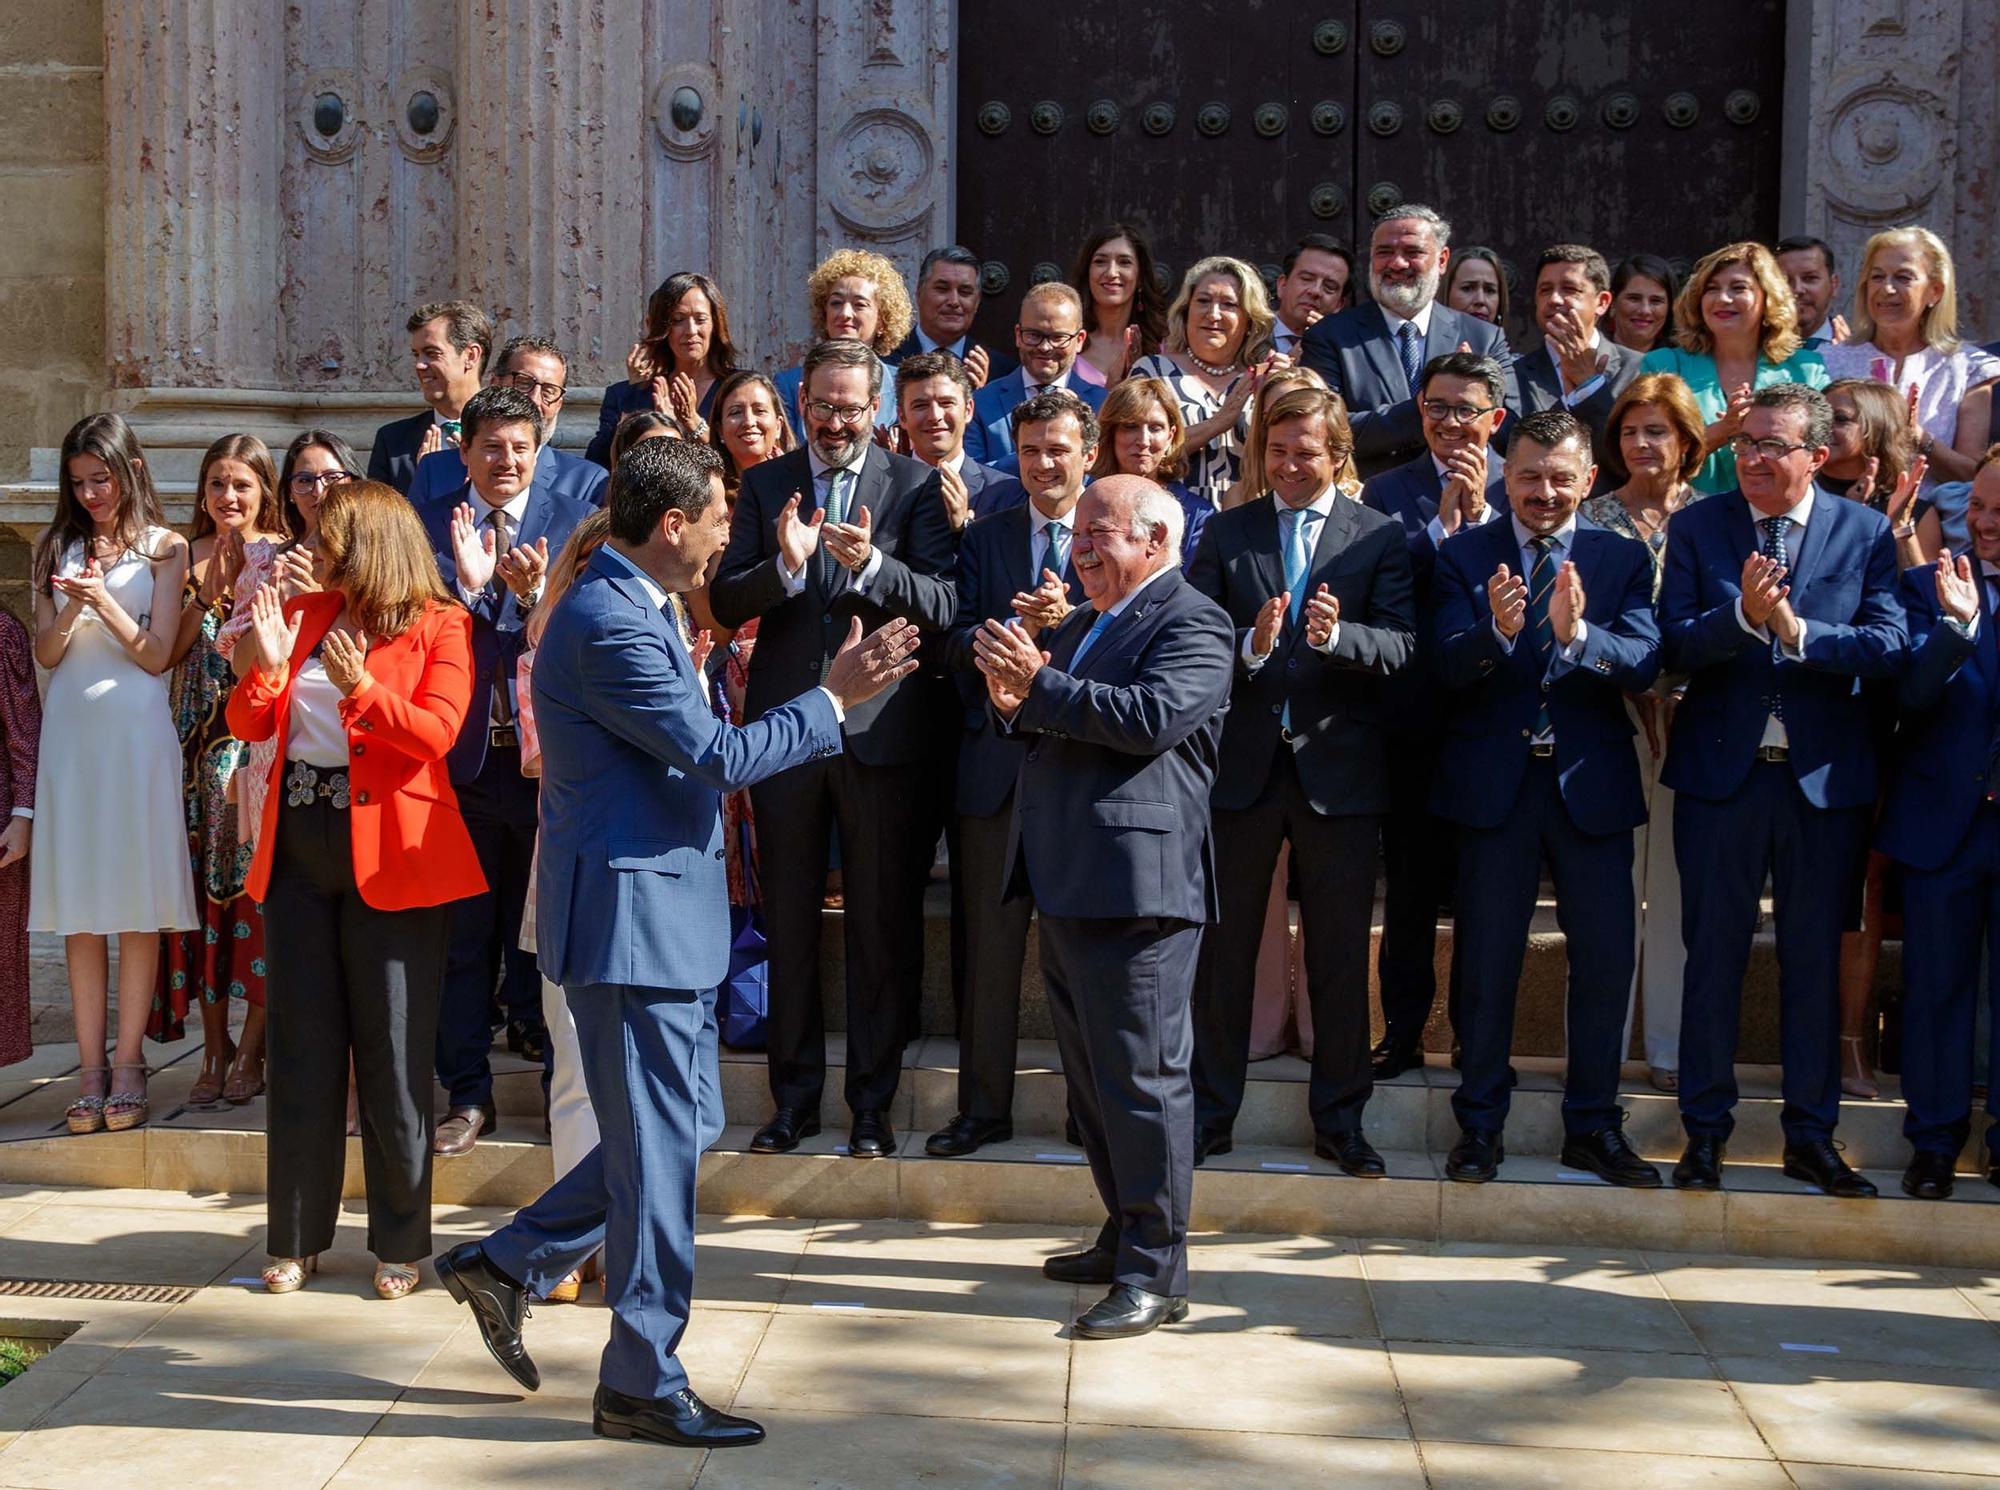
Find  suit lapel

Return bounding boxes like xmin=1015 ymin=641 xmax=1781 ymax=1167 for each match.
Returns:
xmin=1245 ymin=497 xmax=1286 ymax=613
xmin=1282 ymin=498 xmax=1357 ymax=649
xmin=1411 ymin=460 xmax=1444 ymax=527
xmin=516 ymin=460 xmax=558 ymax=553
xmin=1782 ymin=487 xmax=1835 ymax=596
xmin=1519 ymin=345 xmax=1560 ymax=410
xmin=1355 ymin=305 xmax=1406 ymax=399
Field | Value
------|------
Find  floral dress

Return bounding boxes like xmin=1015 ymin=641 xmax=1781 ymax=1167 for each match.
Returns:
xmin=151 ymin=571 xmax=267 ymax=1041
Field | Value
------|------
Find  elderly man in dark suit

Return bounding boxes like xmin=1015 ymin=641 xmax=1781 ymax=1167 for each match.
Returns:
xmin=710 ymin=338 xmax=958 ymax=1162
xmin=1301 ymin=205 xmax=1520 ymax=480
xmin=1660 ymin=383 xmax=1908 ymax=1197
xmin=887 ymin=245 xmax=1015 ymax=389
xmin=370 ymin=300 xmax=492 ymax=495
xmin=973 ymin=473 xmax=1232 ymax=1339
xmin=1186 ymin=384 xmax=1415 ymax=1174
xmin=1514 ymin=245 xmax=1640 ymax=467
xmin=1430 ymin=410 xmax=1663 ymax=1186
xmin=927 ymin=389 xmax=1094 ymax=1158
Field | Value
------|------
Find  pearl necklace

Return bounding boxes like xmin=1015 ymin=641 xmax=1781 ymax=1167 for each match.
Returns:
xmin=1187 ymin=353 xmax=1240 ymax=378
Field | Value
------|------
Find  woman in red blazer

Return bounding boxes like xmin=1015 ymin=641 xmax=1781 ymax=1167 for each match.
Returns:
xmin=227 ymin=479 xmax=485 ymax=1301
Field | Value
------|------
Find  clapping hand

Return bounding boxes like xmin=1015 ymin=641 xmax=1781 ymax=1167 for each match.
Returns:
xmin=668 ymin=371 xmax=702 ymax=434
xmin=246 ymin=583 xmax=302 ymax=676
xmin=1304 ymin=584 xmax=1340 ymax=648
xmin=973 ymin=617 xmax=1047 ymax=718
xmin=274 ymin=545 xmax=319 ymax=600
xmin=1548 ymin=561 xmax=1587 ymax=646
xmin=822 ymin=503 xmax=874 ymax=573
xmin=417 ymin=423 xmax=443 ymax=461
xmin=689 ymin=628 xmax=716 ymax=674
xmin=320 ymin=625 xmax=369 ymax=696
xmin=775 ymin=492 xmax=826 ymax=574
xmin=626 ymin=339 xmax=657 ymax=385
xmin=495 ymin=536 xmax=550 ymax=600
xmin=938 ymin=461 xmax=971 ymax=531
xmin=1439 ymin=446 xmax=1491 ymax=532
xmin=1488 ymin=564 xmax=1529 ymax=638
xmin=1250 ymin=592 xmax=1288 ymax=657
xmin=1936 ymin=552 xmax=1981 ymax=626
xmin=1548 ymin=308 xmax=1604 ymax=389
xmin=50 ymin=555 xmax=107 ymax=614
xmin=1905 ymin=382 xmax=1923 ymax=441
xmin=1010 ymin=569 xmax=1071 ymax=633
xmin=1739 ymin=551 xmax=1790 ymax=629
xmin=1712 ymin=382 xmax=1756 ymax=446
xmin=822 ymin=616 xmax=921 ymax=711
xmin=963 ymin=344 xmax=991 ymax=390
xmin=449 ymin=502 xmax=498 ymax=593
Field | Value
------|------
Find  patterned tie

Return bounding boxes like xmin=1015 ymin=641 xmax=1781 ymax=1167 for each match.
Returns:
xmin=1044 ymin=519 xmax=1070 ymax=582
xmin=1527 ymin=536 xmax=1558 ymax=739
xmin=819 ymin=467 xmax=852 ymax=587
xmin=1070 ymin=610 xmax=1115 ymax=670
xmin=1397 ymin=321 xmax=1425 ymax=396
xmin=486 ymin=508 xmax=515 ymax=726
xmin=1283 ymin=507 xmax=1318 ymax=621
xmin=1760 ymin=516 xmax=1793 ymax=721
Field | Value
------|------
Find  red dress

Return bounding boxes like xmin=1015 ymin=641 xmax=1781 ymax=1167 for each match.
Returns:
xmin=0 ymin=613 xmax=42 ymax=1066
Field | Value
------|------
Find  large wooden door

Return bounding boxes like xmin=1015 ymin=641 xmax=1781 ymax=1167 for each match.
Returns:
xmin=956 ymin=2 xmax=1787 ymax=344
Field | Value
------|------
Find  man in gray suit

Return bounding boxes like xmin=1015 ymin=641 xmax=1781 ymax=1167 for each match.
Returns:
xmin=1514 ymin=245 xmax=1640 ymax=470
xmin=972 ymin=474 xmax=1233 ymax=1339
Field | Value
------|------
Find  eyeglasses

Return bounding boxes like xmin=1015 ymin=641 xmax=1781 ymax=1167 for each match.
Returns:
xmin=804 ymin=398 xmax=873 ymax=426
xmin=1728 ymin=435 xmax=1813 ymax=461
xmin=1421 ymin=400 xmax=1496 ymax=425
xmin=289 ymin=471 xmax=350 ymax=494
xmin=1017 ymin=328 xmax=1081 ymax=350
xmin=500 ymin=373 xmax=566 ymax=403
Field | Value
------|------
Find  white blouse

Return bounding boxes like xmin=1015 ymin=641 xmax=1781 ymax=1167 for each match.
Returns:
xmin=1821 ymin=341 xmax=2000 ymax=461
xmin=286 ymin=656 xmax=350 ymax=767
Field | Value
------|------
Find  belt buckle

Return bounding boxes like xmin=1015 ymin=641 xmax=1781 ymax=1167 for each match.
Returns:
xmin=1529 ymin=741 xmax=1555 ymax=759
xmin=489 ymin=726 xmax=519 ymax=750
xmin=1757 ymin=744 xmax=1789 ymax=763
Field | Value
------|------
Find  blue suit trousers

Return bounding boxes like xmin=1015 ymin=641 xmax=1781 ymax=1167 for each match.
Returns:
xmin=482 ymin=982 xmax=725 ymax=1399
xmin=1898 ymin=804 xmax=2000 ymax=1159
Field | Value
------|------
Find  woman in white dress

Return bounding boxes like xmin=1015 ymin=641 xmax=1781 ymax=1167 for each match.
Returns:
xmin=30 ymin=413 xmax=197 ymax=1135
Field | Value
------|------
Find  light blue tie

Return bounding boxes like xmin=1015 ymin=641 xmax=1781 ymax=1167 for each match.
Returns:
xmin=1044 ymin=519 xmax=1070 ymax=581
xmin=1070 ymin=610 xmax=1115 ymax=670
xmin=1283 ymin=507 xmax=1318 ymax=621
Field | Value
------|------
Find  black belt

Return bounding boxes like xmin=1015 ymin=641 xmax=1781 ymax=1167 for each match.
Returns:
xmin=1755 ymin=744 xmax=1790 ymax=762
xmin=1528 ymin=741 xmax=1555 ymax=759
xmin=488 ymin=726 xmax=519 ymax=750
xmin=283 ymin=761 xmax=350 ymax=809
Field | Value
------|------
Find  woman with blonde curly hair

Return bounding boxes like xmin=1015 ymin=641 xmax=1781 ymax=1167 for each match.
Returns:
xmin=772 ymin=248 xmax=913 ymax=440
xmin=1822 ymin=226 xmax=2000 ymax=488
xmin=1638 ymin=241 xmax=1829 ymax=494
xmin=1130 ymin=255 xmax=1285 ymax=508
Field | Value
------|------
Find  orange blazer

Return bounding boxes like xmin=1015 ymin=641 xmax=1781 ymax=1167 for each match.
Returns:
xmin=226 ymin=593 xmax=487 ymax=911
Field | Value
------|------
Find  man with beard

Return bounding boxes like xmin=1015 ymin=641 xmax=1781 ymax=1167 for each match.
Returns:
xmin=1302 ymin=204 xmax=1520 ymax=480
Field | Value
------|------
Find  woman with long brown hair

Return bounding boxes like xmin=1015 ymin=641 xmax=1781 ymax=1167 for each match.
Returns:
xmin=587 ymin=271 xmax=741 ymax=467
xmin=30 ymin=413 xmax=195 ymax=1136
xmin=1071 ymin=222 xmax=1167 ymax=386
xmin=1089 ymin=377 xmax=1213 ymax=564
xmin=229 ymin=479 xmax=483 ymax=1300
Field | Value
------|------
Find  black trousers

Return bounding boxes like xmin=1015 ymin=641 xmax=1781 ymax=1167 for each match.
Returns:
xmin=750 ymin=752 xmax=929 ymax=1114
xmin=263 ymin=786 xmax=450 ymax=1262
xmin=1376 ymin=734 xmax=1461 ymax=1050
xmin=1196 ymin=752 xmax=1379 ymax=1138
xmin=955 ymin=801 xmax=1035 ymax=1120
xmin=1039 ymin=913 xmax=1200 ymax=1298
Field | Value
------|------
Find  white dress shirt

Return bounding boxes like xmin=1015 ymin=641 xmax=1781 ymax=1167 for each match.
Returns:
xmin=1243 ymin=486 xmax=1343 ymax=670
xmin=1027 ymin=501 xmax=1077 ymax=584
xmin=1734 ymin=489 xmax=1815 ymax=748
xmin=1381 ymin=300 xmax=1435 ymax=343
xmin=1542 ymin=326 xmax=1608 ymax=406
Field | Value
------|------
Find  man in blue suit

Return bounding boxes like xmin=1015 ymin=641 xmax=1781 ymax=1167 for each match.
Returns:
xmin=973 ymin=474 xmax=1233 ymax=1339
xmin=1878 ymin=454 xmax=2000 ymax=1199
xmin=928 ymin=388 xmax=1091 ymax=1158
xmin=1360 ymin=351 xmax=1509 ymax=1079
xmin=1660 ymin=383 xmax=1908 ymax=1196
xmin=406 ymin=335 xmax=609 ymax=510
xmin=896 ymin=349 xmax=1017 ymax=529
xmin=436 ymin=438 xmax=919 ymax=1449
xmin=367 ymin=300 xmax=492 ymax=495
xmin=1302 ymin=204 xmax=1520 ymax=480
xmin=417 ymin=385 xmax=599 ymax=1155
xmin=964 ymin=281 xmax=1109 ymax=472
xmin=886 ymin=244 xmax=1016 ymax=388
xmin=1431 ymin=410 xmax=1664 ymax=1185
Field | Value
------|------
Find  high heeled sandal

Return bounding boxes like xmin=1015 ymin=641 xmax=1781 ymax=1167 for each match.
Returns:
xmin=1839 ymin=1035 xmax=1880 ymax=1100
xmin=222 ymin=1051 xmax=265 ymax=1105
xmin=373 ymin=1262 xmax=420 ymax=1300
xmin=262 ymin=1255 xmax=319 ymax=1293
xmin=187 ymin=1039 xmax=236 ymax=1107
xmin=65 ymin=1065 xmax=109 ymax=1135
xmin=103 ymin=1062 xmax=149 ymax=1132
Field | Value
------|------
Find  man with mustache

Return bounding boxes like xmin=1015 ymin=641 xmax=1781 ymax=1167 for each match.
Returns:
xmin=1302 ymin=204 xmax=1520 ymax=480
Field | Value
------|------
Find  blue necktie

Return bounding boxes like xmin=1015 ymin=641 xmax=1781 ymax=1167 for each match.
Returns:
xmin=1283 ymin=507 xmax=1318 ymax=621
xmin=1397 ymin=321 xmax=1425 ymax=396
xmin=1070 ymin=610 xmax=1115 ymax=670
xmin=1044 ymin=519 xmax=1070 ymax=582
xmin=1527 ymin=536 xmax=1558 ymax=740
xmin=1760 ymin=516 xmax=1792 ymax=721
xmin=819 ymin=468 xmax=852 ymax=586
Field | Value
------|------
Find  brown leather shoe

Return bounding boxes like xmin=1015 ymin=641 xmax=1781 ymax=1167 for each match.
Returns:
xmin=434 ymin=1106 xmax=493 ymax=1157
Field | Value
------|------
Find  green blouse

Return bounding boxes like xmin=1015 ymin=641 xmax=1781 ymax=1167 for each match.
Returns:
xmin=1635 ymin=344 xmax=1830 ymax=494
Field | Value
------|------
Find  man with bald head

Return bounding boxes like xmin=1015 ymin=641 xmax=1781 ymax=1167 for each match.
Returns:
xmin=973 ymin=474 xmax=1233 ymax=1340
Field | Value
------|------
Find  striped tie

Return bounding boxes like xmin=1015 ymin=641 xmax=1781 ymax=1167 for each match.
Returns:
xmin=1527 ymin=536 xmax=1558 ymax=739
xmin=1397 ymin=322 xmax=1425 ymax=396
xmin=1760 ymin=516 xmax=1792 ymax=720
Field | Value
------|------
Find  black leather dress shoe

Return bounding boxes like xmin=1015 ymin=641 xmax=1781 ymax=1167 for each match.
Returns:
xmin=1783 ymin=1139 xmax=1878 ymax=1198
xmin=1673 ymin=1135 xmax=1727 ymax=1190
xmin=1073 ymin=1283 xmax=1189 ymax=1339
xmin=1560 ymin=1126 xmax=1663 ymax=1188
xmin=1042 ymin=1245 xmax=1117 ymax=1285
xmin=1316 ymin=1130 xmax=1387 ymax=1178
xmin=1445 ymin=1128 xmax=1504 ymax=1183
xmin=848 ymin=1110 xmax=897 ymax=1158
xmin=1193 ymin=1127 xmax=1234 ymax=1166
xmin=925 ymin=1114 xmax=1011 ymax=1157
xmin=505 ymin=1018 xmax=548 ymax=1063
xmin=1901 ymin=1151 xmax=1956 ymax=1201
xmin=1370 ymin=1038 xmax=1424 ymax=1081
xmin=594 ymin=1383 xmax=764 ymax=1448
xmin=749 ymin=1107 xmax=820 ymax=1154
xmin=434 ymin=1241 xmax=538 ymax=1391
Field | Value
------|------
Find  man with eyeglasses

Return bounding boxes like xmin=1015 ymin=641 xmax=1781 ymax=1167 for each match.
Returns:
xmin=1659 ymin=383 xmax=1908 ymax=1198
xmin=889 ymin=245 xmax=1017 ymax=391
xmin=1360 ymin=351 xmax=1509 ymax=1083
xmin=710 ymin=338 xmax=958 ymax=1163
xmin=406 ymin=335 xmax=608 ymax=511
xmin=965 ymin=282 xmax=1110 ymax=472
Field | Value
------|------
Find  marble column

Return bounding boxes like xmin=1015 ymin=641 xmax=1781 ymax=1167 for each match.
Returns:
xmin=1785 ymin=0 xmax=2000 ymax=338
xmin=103 ymin=0 xmax=285 ymax=389
xmin=456 ymin=0 xmax=648 ymax=386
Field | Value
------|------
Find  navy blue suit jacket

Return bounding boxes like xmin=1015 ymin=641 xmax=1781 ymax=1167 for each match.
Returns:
xmin=1430 ymin=517 xmax=1661 ymax=835
xmin=408 ymin=442 xmax=608 ymax=512
xmin=584 ymin=378 xmax=722 ymax=469
xmin=366 ymin=410 xmax=433 ymax=496
xmin=964 ymin=368 xmax=1109 ymax=470
xmin=417 ymin=466 xmax=600 ymax=783
xmin=1002 ymin=566 xmax=1233 ymax=922
xmin=1660 ymin=487 xmax=1908 ymax=810
xmin=947 ymin=503 xmax=1087 ymax=818
xmin=531 ymin=547 xmax=842 ymax=991
xmin=1300 ymin=302 xmax=1521 ymax=478
xmin=1185 ymin=495 xmax=1415 ymax=816
xmin=974 ymin=475 xmax=1213 ymax=567
xmin=1878 ymin=558 xmax=1994 ymax=871
xmin=887 ymin=329 xmax=1017 ymax=382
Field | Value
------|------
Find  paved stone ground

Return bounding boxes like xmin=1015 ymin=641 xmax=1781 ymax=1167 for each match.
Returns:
xmin=0 ymin=1189 xmax=1992 ymax=1487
